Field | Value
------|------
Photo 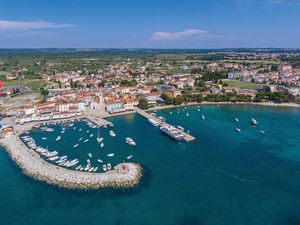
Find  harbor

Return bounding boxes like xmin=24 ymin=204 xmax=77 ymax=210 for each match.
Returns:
xmin=0 ymin=120 xmax=142 ymax=190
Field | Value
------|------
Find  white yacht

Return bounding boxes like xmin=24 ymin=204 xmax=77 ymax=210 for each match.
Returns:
xmin=251 ymin=118 xmax=258 ymax=125
xmin=125 ymin=137 xmax=136 ymax=146
xmin=109 ymin=130 xmax=116 ymax=137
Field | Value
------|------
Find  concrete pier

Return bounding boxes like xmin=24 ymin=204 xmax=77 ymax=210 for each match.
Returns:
xmin=135 ymin=108 xmax=195 ymax=142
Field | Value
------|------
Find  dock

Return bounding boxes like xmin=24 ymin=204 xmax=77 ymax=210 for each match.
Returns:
xmin=135 ymin=108 xmax=195 ymax=142
xmin=84 ymin=110 xmax=112 ymax=127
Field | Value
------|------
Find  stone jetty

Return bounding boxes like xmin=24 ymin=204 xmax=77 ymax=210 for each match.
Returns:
xmin=0 ymin=134 xmax=142 ymax=189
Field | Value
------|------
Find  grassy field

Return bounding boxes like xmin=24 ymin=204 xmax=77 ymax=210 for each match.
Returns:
xmin=2 ymin=79 xmax=45 ymax=91
xmin=223 ymin=80 xmax=263 ymax=90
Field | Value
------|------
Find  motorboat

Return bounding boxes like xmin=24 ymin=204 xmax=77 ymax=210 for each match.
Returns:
xmin=125 ymin=137 xmax=136 ymax=146
xmin=73 ymin=144 xmax=79 ymax=148
xmin=201 ymin=115 xmax=205 ymax=120
xmin=107 ymin=163 xmax=112 ymax=170
xmin=109 ymin=130 xmax=116 ymax=137
xmin=235 ymin=118 xmax=239 ymax=122
xmin=126 ymin=155 xmax=133 ymax=160
xmin=97 ymin=159 xmax=103 ymax=163
xmin=251 ymin=118 xmax=258 ymax=125
xmin=56 ymin=136 xmax=61 ymax=141
xmin=235 ymin=128 xmax=241 ymax=132
xmin=107 ymin=153 xmax=114 ymax=157
xmin=88 ymin=153 xmax=93 ymax=158
xmin=100 ymin=142 xmax=104 ymax=148
xmin=102 ymin=164 xmax=107 ymax=172
xmin=83 ymin=139 xmax=89 ymax=143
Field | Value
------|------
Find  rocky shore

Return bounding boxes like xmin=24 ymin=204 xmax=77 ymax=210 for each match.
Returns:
xmin=0 ymin=134 xmax=142 ymax=190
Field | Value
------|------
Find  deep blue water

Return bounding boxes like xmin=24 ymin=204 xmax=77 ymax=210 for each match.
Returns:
xmin=1 ymin=105 xmax=300 ymax=225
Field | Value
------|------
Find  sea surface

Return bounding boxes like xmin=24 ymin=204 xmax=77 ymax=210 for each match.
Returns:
xmin=1 ymin=105 xmax=300 ymax=225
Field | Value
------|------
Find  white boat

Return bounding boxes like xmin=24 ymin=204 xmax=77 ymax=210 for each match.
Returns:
xmin=109 ymin=130 xmax=116 ymax=137
xmin=177 ymin=126 xmax=184 ymax=131
xmin=251 ymin=118 xmax=258 ymax=125
xmin=186 ymin=113 xmax=189 ymax=117
xmin=125 ymin=137 xmax=136 ymax=146
xmin=107 ymin=163 xmax=112 ymax=170
xmin=49 ymin=156 xmax=59 ymax=161
xmin=126 ymin=155 xmax=133 ymax=160
xmin=102 ymin=164 xmax=107 ymax=172
xmin=197 ymin=109 xmax=201 ymax=112
xmin=260 ymin=130 xmax=265 ymax=134
xmin=42 ymin=137 xmax=47 ymax=140
xmin=61 ymin=130 xmax=65 ymax=134
xmin=170 ymin=112 xmax=172 ymax=114
xmin=78 ymin=137 xmax=83 ymax=141
xmin=73 ymin=127 xmax=76 ymax=130
xmin=56 ymin=136 xmax=61 ymax=141
xmin=73 ymin=144 xmax=79 ymax=148
xmin=100 ymin=142 xmax=104 ymax=148
xmin=235 ymin=118 xmax=239 ymax=122
xmin=88 ymin=153 xmax=92 ymax=158
xmin=79 ymin=128 xmax=82 ymax=132
xmin=97 ymin=137 xmax=104 ymax=143
xmin=86 ymin=130 xmax=90 ymax=133
xmin=89 ymin=134 xmax=94 ymax=138
xmin=97 ymin=159 xmax=103 ymax=163
xmin=83 ymin=139 xmax=89 ymax=143
xmin=201 ymin=115 xmax=205 ymax=120
xmin=107 ymin=153 xmax=114 ymax=157
xmin=235 ymin=128 xmax=241 ymax=132
xmin=88 ymin=167 xmax=94 ymax=172
xmin=93 ymin=167 xmax=98 ymax=172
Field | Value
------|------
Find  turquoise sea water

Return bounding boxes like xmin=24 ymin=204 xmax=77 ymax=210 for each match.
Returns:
xmin=1 ymin=105 xmax=300 ymax=225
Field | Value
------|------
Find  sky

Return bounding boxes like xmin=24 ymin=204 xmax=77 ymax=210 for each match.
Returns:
xmin=0 ymin=0 xmax=300 ymax=48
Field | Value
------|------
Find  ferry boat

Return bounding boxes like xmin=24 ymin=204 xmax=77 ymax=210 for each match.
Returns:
xmin=109 ymin=130 xmax=116 ymax=137
xmin=125 ymin=137 xmax=136 ymax=146
xmin=83 ymin=139 xmax=89 ymax=143
xmin=55 ymin=136 xmax=61 ymax=141
xmin=126 ymin=155 xmax=133 ymax=160
xmin=73 ymin=144 xmax=79 ymax=148
xmin=148 ymin=118 xmax=160 ymax=127
xmin=107 ymin=153 xmax=114 ymax=157
xmin=160 ymin=125 xmax=185 ymax=142
xmin=251 ymin=118 xmax=258 ymax=125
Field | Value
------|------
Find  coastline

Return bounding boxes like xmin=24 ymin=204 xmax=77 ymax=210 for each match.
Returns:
xmin=0 ymin=132 xmax=142 ymax=190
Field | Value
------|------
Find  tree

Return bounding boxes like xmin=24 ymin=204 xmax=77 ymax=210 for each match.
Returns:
xmin=161 ymin=93 xmax=173 ymax=105
xmin=40 ymin=87 xmax=49 ymax=97
xmin=150 ymin=88 xmax=159 ymax=93
xmin=138 ymin=98 xmax=149 ymax=109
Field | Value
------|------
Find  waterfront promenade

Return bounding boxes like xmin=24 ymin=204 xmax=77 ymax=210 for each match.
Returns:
xmin=0 ymin=123 xmax=142 ymax=189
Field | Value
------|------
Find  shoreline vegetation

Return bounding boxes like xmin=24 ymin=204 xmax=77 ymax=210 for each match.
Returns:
xmin=0 ymin=122 xmax=142 ymax=190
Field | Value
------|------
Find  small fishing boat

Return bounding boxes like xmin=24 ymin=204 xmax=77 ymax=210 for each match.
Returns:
xmin=83 ymin=139 xmax=89 ymax=143
xmin=73 ymin=144 xmax=79 ymax=148
xmin=61 ymin=130 xmax=65 ymax=134
xmin=93 ymin=167 xmax=98 ymax=172
xmin=79 ymin=128 xmax=82 ymax=132
xmin=102 ymin=164 xmax=107 ymax=172
xmin=88 ymin=153 xmax=92 ymax=158
xmin=78 ymin=137 xmax=83 ymax=141
xmin=56 ymin=136 xmax=61 ymax=141
xmin=97 ymin=137 xmax=104 ymax=143
xmin=42 ymin=137 xmax=47 ymax=140
xmin=126 ymin=155 xmax=133 ymax=160
xmin=86 ymin=130 xmax=90 ymax=133
xmin=251 ymin=118 xmax=258 ymax=125
xmin=109 ymin=130 xmax=116 ymax=137
xmin=100 ymin=142 xmax=104 ymax=148
xmin=107 ymin=153 xmax=114 ymax=157
xmin=201 ymin=115 xmax=205 ymax=120
xmin=260 ymin=130 xmax=265 ymax=134
xmin=69 ymin=123 xmax=74 ymax=127
xmin=89 ymin=134 xmax=94 ymax=138
xmin=186 ymin=113 xmax=189 ymax=117
xmin=97 ymin=159 xmax=103 ymax=163
xmin=235 ymin=128 xmax=241 ymax=132
xmin=107 ymin=163 xmax=112 ymax=170
xmin=235 ymin=118 xmax=239 ymax=122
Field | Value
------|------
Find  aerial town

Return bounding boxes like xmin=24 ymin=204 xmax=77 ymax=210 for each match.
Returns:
xmin=0 ymin=49 xmax=299 ymax=129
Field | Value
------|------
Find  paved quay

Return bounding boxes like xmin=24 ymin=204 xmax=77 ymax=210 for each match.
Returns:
xmin=0 ymin=122 xmax=142 ymax=189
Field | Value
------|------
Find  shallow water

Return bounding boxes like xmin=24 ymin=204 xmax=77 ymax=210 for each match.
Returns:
xmin=1 ymin=105 xmax=300 ymax=225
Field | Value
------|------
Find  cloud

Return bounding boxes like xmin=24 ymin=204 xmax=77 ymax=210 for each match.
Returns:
xmin=151 ymin=29 xmax=208 ymax=41
xmin=0 ymin=20 xmax=76 ymax=31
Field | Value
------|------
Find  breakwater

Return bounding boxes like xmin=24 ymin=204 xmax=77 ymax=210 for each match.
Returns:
xmin=0 ymin=134 xmax=142 ymax=189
